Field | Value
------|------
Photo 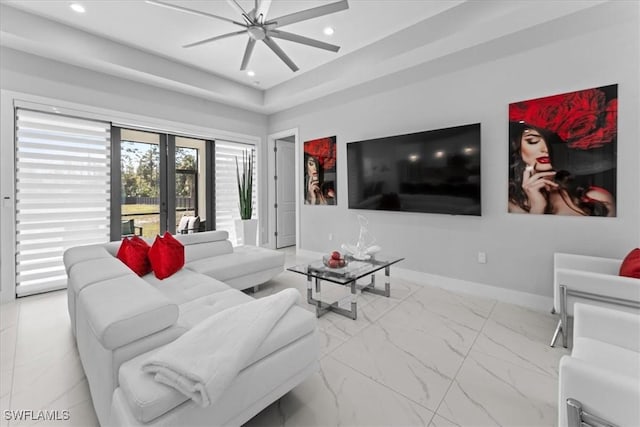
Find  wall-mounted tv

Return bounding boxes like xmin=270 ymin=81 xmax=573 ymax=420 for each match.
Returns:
xmin=347 ymin=123 xmax=481 ymax=215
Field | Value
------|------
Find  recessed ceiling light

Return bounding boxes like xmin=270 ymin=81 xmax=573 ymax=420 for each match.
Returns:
xmin=70 ymin=3 xmax=85 ymax=13
xmin=247 ymin=70 xmax=255 ymax=77
xmin=323 ymin=27 xmax=334 ymax=36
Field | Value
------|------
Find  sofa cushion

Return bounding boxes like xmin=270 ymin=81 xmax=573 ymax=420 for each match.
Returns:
xmin=177 ymin=289 xmax=254 ymax=329
xmin=184 ymin=240 xmax=234 ymax=264
xmin=174 ymin=231 xmax=233 ymax=263
xmin=176 ymin=291 xmax=316 ymax=364
xmin=246 ymin=304 xmax=316 ymax=367
xmin=104 ymin=240 xmax=126 ymax=257
xmin=620 ymin=248 xmax=640 ymax=279
xmin=175 ymin=230 xmax=228 ymax=246
xmin=188 ymin=216 xmax=200 ymax=232
xmin=118 ymin=349 xmax=189 ymax=423
xmin=177 ymin=216 xmax=190 ymax=233
xmin=64 ymin=244 xmax=113 ymax=272
xmin=116 ymin=289 xmax=253 ymax=423
xmin=68 ymin=258 xmax=132 ymax=295
xmin=149 ymin=232 xmax=185 ymax=280
xmin=67 ymin=257 xmax=134 ymax=336
xmin=79 ymin=277 xmax=179 ymax=350
xmin=572 ymin=336 xmax=640 ymax=378
xmin=186 ymin=246 xmax=284 ymax=282
xmin=117 ymin=302 xmax=316 ymax=423
xmin=117 ymin=236 xmax=152 ymax=277
xmin=144 ymin=270 xmax=230 ymax=305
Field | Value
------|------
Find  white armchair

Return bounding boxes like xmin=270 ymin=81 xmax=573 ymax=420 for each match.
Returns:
xmin=558 ymin=303 xmax=640 ymax=427
xmin=551 ymin=253 xmax=640 ymax=347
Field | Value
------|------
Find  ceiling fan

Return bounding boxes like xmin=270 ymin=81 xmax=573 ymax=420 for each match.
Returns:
xmin=146 ymin=0 xmax=349 ymax=72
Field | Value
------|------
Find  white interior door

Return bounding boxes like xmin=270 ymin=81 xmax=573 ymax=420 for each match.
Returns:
xmin=275 ymin=139 xmax=295 ymax=248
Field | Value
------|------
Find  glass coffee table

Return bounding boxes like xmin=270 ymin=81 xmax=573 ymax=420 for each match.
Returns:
xmin=287 ymin=255 xmax=404 ymax=320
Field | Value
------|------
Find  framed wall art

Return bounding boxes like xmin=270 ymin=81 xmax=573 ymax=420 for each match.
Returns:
xmin=303 ymin=136 xmax=337 ymax=205
xmin=508 ymin=84 xmax=617 ymax=216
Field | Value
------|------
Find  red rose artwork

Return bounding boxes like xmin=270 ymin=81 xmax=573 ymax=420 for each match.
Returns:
xmin=508 ymin=85 xmax=617 ymax=217
xmin=304 ymin=136 xmax=337 ymax=205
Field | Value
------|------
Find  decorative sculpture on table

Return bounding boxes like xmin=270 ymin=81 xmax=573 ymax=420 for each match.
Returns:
xmin=341 ymin=215 xmax=380 ymax=260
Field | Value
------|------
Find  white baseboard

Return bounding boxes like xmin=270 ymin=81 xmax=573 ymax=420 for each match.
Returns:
xmin=294 ymin=248 xmax=553 ymax=312
xmin=392 ymin=267 xmax=553 ymax=312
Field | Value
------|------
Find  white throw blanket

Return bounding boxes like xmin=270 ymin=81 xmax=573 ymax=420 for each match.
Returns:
xmin=142 ymin=288 xmax=300 ymax=407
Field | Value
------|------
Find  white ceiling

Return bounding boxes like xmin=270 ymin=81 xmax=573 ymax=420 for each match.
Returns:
xmin=2 ymin=0 xmax=461 ymax=89
xmin=0 ymin=0 xmax=608 ymax=114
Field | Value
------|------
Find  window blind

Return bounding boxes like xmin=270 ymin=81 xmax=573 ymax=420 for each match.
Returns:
xmin=15 ymin=109 xmax=111 ymax=296
xmin=215 ymin=140 xmax=258 ymax=245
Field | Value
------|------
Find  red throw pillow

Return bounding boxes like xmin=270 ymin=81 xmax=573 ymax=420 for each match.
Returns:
xmin=148 ymin=232 xmax=185 ymax=280
xmin=619 ymin=248 xmax=640 ymax=279
xmin=117 ymin=235 xmax=151 ymax=276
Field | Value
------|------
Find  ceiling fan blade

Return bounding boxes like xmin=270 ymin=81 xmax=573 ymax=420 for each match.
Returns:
xmin=240 ymin=39 xmax=256 ymax=70
xmin=145 ymin=0 xmax=244 ymax=27
xmin=226 ymin=0 xmax=253 ymax=25
xmin=262 ymin=36 xmax=299 ymax=72
xmin=267 ymin=30 xmax=340 ymax=52
xmin=266 ymin=0 xmax=348 ymax=28
xmin=183 ymin=30 xmax=247 ymax=48
xmin=255 ymin=0 xmax=272 ymax=23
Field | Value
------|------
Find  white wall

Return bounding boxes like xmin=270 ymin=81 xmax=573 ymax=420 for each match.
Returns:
xmin=0 ymin=47 xmax=269 ymax=301
xmin=268 ymin=2 xmax=640 ymax=298
xmin=0 ymin=48 xmax=268 ymax=136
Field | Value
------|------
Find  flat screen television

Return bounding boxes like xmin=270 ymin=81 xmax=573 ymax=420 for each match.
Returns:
xmin=347 ymin=123 xmax=481 ymax=215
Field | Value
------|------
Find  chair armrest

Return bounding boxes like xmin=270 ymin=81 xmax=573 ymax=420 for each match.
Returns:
xmin=553 ymin=268 xmax=640 ymax=312
xmin=555 ymin=253 xmax=621 ymax=275
xmin=559 ymin=355 xmax=640 ymax=427
xmin=574 ymin=303 xmax=640 ymax=352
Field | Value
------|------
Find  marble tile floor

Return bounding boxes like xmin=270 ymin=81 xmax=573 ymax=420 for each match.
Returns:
xmin=0 ymin=248 xmax=570 ymax=426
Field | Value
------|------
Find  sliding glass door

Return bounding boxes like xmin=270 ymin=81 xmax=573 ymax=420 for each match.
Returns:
xmin=120 ymin=129 xmax=162 ymax=238
xmin=175 ymin=137 xmax=206 ymax=231
xmin=15 ymin=109 xmax=110 ymax=296
xmin=12 ymin=112 xmax=257 ymax=298
xmin=114 ymin=128 xmax=208 ymax=239
xmin=215 ymin=140 xmax=258 ymax=245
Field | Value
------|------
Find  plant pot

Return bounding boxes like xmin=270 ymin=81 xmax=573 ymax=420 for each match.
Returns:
xmin=234 ymin=218 xmax=258 ymax=246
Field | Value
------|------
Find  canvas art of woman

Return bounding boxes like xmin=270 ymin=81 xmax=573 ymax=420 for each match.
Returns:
xmin=508 ymin=85 xmax=617 ymax=216
xmin=304 ymin=136 xmax=337 ymax=205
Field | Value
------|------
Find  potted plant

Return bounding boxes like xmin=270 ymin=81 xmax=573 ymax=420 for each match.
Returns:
xmin=234 ymin=149 xmax=257 ymax=245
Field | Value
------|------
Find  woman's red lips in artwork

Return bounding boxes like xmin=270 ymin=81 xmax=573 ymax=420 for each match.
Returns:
xmin=537 ymin=156 xmax=550 ymax=164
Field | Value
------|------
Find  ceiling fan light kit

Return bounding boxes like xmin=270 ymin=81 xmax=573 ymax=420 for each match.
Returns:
xmin=147 ymin=0 xmax=349 ymax=73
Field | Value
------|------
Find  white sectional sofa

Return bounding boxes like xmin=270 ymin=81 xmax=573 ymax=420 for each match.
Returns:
xmin=63 ymin=231 xmax=319 ymax=427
